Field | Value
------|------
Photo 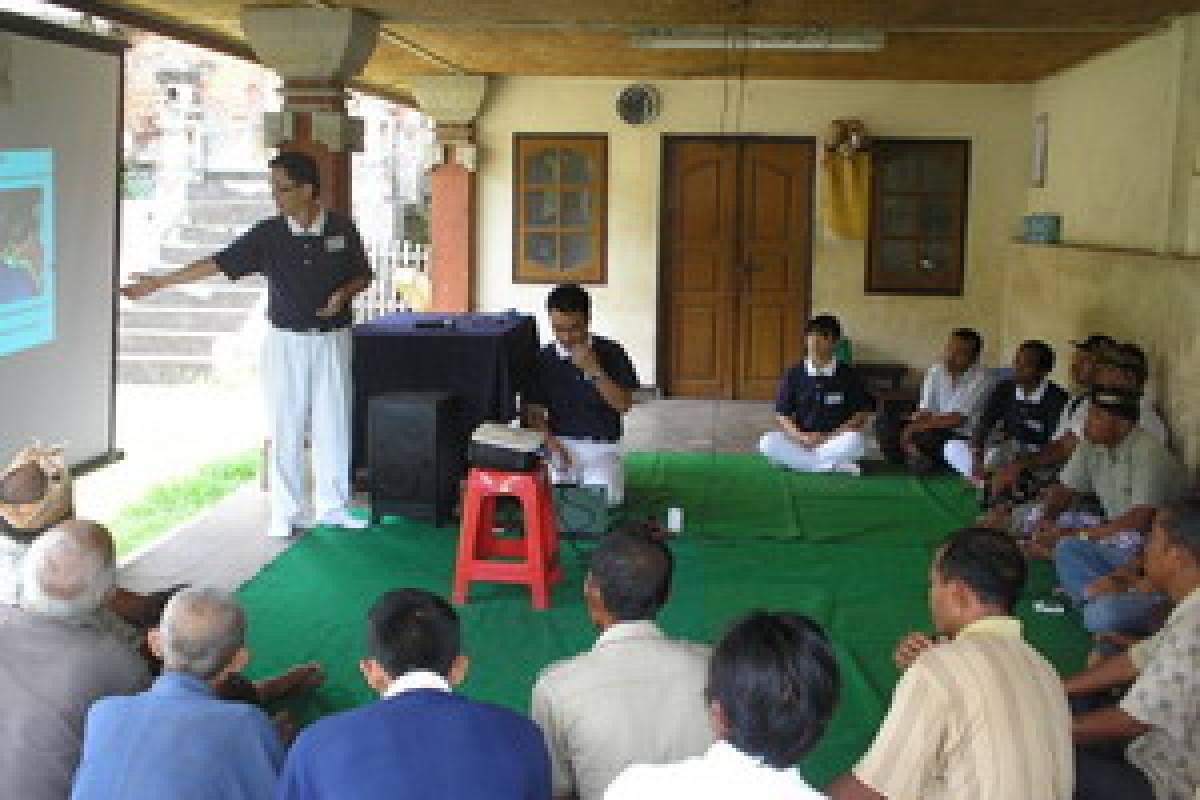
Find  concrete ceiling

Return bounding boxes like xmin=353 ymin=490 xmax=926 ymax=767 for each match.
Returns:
xmin=57 ymin=0 xmax=1200 ymax=98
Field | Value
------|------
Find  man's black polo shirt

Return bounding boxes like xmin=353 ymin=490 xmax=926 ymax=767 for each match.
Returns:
xmin=212 ymin=210 xmax=371 ymax=330
xmin=774 ymin=360 xmax=872 ymax=433
xmin=971 ymin=379 xmax=1069 ymax=451
xmin=529 ymin=336 xmax=639 ymax=442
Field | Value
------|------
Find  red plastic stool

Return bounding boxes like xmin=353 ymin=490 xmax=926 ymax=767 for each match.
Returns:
xmin=453 ymin=466 xmax=562 ymax=610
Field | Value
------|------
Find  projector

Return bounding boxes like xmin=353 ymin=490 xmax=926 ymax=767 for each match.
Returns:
xmin=468 ymin=423 xmax=545 ymax=472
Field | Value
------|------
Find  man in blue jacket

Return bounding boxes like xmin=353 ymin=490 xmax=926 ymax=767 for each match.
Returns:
xmin=72 ymin=588 xmax=285 ymax=800
xmin=278 ymin=588 xmax=552 ymax=799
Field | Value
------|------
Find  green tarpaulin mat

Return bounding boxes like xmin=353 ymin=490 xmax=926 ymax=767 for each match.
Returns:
xmin=238 ymin=453 xmax=1090 ymax=788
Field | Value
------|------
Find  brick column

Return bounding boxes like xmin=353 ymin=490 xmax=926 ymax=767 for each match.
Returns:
xmin=430 ymin=135 xmax=477 ymax=311
xmin=240 ymin=7 xmax=378 ymax=215
xmin=406 ymin=77 xmax=487 ymax=313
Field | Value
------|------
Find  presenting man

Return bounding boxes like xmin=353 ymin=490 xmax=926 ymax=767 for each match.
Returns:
xmin=121 ymin=152 xmax=372 ymax=538
xmin=525 ymin=284 xmax=638 ymax=506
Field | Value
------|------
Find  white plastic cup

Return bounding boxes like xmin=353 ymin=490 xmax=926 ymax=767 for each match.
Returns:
xmin=667 ymin=506 xmax=684 ymax=534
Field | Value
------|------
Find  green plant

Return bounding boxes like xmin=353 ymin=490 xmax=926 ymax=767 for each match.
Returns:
xmin=109 ymin=449 xmax=260 ymax=559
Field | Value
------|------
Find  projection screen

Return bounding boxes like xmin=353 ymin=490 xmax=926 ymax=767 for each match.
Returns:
xmin=0 ymin=12 xmax=123 ymax=469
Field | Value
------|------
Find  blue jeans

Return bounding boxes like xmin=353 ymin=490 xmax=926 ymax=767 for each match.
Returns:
xmin=1054 ymin=537 xmax=1166 ymax=636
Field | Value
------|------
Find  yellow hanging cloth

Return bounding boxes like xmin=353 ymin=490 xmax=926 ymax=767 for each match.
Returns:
xmin=821 ymin=150 xmax=871 ymax=241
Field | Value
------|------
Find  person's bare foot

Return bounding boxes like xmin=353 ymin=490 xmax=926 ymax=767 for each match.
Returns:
xmin=272 ymin=710 xmax=298 ymax=745
xmin=255 ymin=662 xmax=325 ymax=705
xmin=976 ymin=505 xmax=1012 ymax=531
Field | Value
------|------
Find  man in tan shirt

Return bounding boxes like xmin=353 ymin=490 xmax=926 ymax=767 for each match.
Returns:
xmin=1066 ymin=497 xmax=1200 ymax=800
xmin=531 ymin=532 xmax=712 ymax=800
xmin=827 ymin=527 xmax=1073 ymax=800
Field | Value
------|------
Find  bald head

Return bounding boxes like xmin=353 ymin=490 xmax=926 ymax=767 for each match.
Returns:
xmin=20 ymin=520 xmax=116 ymax=617
xmin=158 ymin=588 xmax=247 ymax=680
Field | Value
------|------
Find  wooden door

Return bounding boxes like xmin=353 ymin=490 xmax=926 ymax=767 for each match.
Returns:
xmin=662 ymin=138 xmax=812 ymax=399
xmin=661 ymin=140 xmax=738 ymax=398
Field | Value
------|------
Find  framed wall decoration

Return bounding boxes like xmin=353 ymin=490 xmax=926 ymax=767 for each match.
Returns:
xmin=512 ymin=134 xmax=608 ymax=284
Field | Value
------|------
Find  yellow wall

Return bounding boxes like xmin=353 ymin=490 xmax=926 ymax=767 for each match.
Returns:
xmin=1028 ymin=26 xmax=1182 ymax=251
xmin=1005 ymin=244 xmax=1200 ymax=469
xmin=475 ymin=77 xmax=1032 ymax=381
xmin=1005 ymin=23 xmax=1200 ymax=471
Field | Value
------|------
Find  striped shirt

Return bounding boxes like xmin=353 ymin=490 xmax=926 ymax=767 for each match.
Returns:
xmin=854 ymin=616 xmax=1073 ymax=800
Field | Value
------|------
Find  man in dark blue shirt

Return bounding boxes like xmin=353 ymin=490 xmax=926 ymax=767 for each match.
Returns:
xmin=278 ymin=589 xmax=552 ymax=800
xmin=759 ymin=314 xmax=873 ymax=475
xmin=121 ymin=152 xmax=372 ymax=538
xmin=945 ymin=339 xmax=1068 ymax=490
xmin=525 ymin=284 xmax=638 ymax=505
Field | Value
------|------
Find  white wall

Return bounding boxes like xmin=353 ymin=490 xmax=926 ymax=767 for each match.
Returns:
xmin=475 ymin=77 xmax=1032 ymax=383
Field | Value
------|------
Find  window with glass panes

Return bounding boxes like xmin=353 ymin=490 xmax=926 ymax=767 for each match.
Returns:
xmin=866 ymin=140 xmax=969 ymax=295
xmin=513 ymin=135 xmax=607 ymax=283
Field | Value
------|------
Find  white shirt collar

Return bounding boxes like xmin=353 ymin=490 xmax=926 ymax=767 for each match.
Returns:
xmin=944 ymin=362 xmax=983 ymax=386
xmin=593 ymin=620 xmax=664 ymax=650
xmin=1015 ymin=380 xmax=1048 ymax=404
xmin=382 ymin=669 xmax=452 ymax=698
xmin=554 ymin=334 xmax=592 ymax=360
xmin=286 ymin=207 xmax=327 ymax=237
xmin=804 ymin=358 xmax=837 ymax=378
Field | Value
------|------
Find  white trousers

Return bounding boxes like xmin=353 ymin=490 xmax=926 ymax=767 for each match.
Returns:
xmin=262 ymin=327 xmax=353 ymax=526
xmin=943 ymin=439 xmax=1020 ymax=478
xmin=758 ymin=430 xmax=866 ymax=472
xmin=549 ymin=438 xmax=624 ymax=506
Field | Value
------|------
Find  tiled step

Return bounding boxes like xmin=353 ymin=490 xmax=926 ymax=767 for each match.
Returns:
xmin=119 ymin=306 xmax=254 ymax=333
xmin=119 ymin=329 xmax=220 ymax=357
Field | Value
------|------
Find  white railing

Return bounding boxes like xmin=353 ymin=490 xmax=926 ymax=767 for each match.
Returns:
xmin=354 ymin=239 xmax=432 ymax=322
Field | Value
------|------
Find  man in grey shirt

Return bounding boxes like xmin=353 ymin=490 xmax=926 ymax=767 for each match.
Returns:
xmin=0 ymin=523 xmax=150 ymax=800
xmin=532 ymin=532 xmax=712 ymax=800
xmin=1029 ymin=387 xmax=1187 ymax=643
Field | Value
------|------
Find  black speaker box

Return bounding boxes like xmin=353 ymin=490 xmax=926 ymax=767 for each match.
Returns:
xmin=367 ymin=391 xmax=464 ymax=526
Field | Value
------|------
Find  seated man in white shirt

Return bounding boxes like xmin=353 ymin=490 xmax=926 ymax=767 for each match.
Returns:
xmin=900 ymin=328 xmax=993 ymax=474
xmin=605 ymin=611 xmax=839 ymax=800
xmin=532 ymin=532 xmax=712 ymax=800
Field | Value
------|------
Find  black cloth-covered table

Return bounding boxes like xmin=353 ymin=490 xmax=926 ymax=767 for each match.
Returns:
xmin=351 ymin=312 xmax=539 ymax=472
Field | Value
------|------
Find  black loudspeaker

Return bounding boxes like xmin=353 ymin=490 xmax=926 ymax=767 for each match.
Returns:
xmin=367 ymin=392 xmax=464 ymax=526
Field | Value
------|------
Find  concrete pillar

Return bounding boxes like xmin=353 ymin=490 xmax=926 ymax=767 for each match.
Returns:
xmin=240 ymin=6 xmax=380 ymax=214
xmin=407 ymin=76 xmax=487 ymax=312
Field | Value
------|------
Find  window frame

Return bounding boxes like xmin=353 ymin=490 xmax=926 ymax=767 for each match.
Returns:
xmin=512 ymin=133 xmax=608 ymax=285
xmin=865 ymin=138 xmax=970 ymax=296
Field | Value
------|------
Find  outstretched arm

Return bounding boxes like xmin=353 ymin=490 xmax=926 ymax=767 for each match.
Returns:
xmin=121 ymin=258 xmax=220 ymax=299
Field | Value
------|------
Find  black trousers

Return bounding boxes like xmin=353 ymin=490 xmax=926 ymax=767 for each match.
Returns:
xmin=1073 ymin=744 xmax=1155 ymax=800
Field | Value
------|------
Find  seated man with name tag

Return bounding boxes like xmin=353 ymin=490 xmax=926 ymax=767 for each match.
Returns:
xmin=524 ymin=284 xmax=638 ymax=506
xmin=944 ymin=339 xmax=1068 ymax=492
xmin=758 ymin=314 xmax=873 ymax=476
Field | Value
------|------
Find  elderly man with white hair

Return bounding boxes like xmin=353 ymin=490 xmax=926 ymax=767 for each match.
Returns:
xmin=72 ymin=587 xmax=286 ymax=799
xmin=0 ymin=523 xmax=151 ymax=800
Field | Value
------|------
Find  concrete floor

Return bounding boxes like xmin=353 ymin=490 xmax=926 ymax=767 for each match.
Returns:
xmin=118 ymin=398 xmax=778 ymax=592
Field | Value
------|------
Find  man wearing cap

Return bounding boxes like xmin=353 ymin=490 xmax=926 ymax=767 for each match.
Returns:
xmin=990 ymin=336 xmax=1165 ymax=503
xmin=121 ymin=152 xmax=372 ymax=539
xmin=1027 ymin=387 xmax=1187 ymax=643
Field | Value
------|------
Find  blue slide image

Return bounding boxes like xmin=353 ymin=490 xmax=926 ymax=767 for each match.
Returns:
xmin=0 ymin=149 xmax=55 ymax=358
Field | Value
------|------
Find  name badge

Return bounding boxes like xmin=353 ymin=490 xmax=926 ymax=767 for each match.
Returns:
xmin=325 ymin=235 xmax=346 ymax=252
xmin=824 ymin=393 xmax=844 ymax=406
xmin=1025 ymin=419 xmax=1043 ymax=431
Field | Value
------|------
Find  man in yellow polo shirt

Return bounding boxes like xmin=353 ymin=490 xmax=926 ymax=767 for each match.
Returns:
xmin=827 ymin=527 xmax=1072 ymax=800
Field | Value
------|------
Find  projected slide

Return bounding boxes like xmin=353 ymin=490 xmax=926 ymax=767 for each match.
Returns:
xmin=0 ymin=150 xmax=55 ymax=357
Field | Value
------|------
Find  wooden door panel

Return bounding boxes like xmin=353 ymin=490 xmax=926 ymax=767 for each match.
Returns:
xmin=663 ymin=138 xmax=811 ymax=400
xmin=736 ymin=141 xmax=813 ymax=400
xmin=673 ymin=304 xmax=721 ymax=380
xmin=663 ymin=140 xmax=737 ymax=398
